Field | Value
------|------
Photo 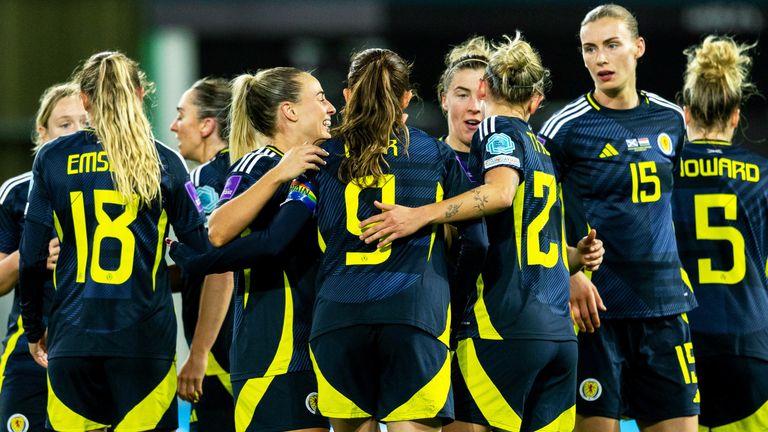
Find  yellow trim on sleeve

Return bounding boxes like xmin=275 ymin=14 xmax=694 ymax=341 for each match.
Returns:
xmin=152 ymin=210 xmax=168 ymax=291
xmin=473 ymin=275 xmax=503 ymax=340
xmin=427 ymin=182 xmax=444 ymax=262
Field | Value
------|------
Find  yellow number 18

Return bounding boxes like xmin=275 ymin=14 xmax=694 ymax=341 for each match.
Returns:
xmin=70 ymin=189 xmax=138 ymax=285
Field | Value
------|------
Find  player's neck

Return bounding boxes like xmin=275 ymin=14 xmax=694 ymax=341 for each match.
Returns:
xmin=593 ymin=85 xmax=639 ymax=110
xmin=202 ymin=138 xmax=227 ymax=162
xmin=445 ymin=134 xmax=469 ymax=154
xmin=485 ymin=101 xmax=530 ymax=122
xmin=686 ymin=125 xmax=735 ymax=143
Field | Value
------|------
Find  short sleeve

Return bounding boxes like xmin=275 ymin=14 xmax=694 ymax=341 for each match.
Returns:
xmin=477 ymin=117 xmax=525 ymax=179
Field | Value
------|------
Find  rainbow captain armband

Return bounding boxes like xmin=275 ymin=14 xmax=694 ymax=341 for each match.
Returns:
xmin=283 ymin=177 xmax=317 ymax=215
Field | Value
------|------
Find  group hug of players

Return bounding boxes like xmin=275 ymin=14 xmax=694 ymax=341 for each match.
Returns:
xmin=0 ymin=2 xmax=764 ymax=432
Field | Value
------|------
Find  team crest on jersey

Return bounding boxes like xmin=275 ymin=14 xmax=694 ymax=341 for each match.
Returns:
xmin=7 ymin=414 xmax=29 ymax=432
xmin=196 ymin=185 xmax=219 ymax=215
xmin=657 ymin=133 xmax=674 ymax=156
xmin=579 ymin=378 xmax=602 ymax=401
xmin=626 ymin=137 xmax=651 ymax=152
xmin=486 ymin=133 xmax=515 ymax=155
xmin=305 ymin=392 xmax=319 ymax=414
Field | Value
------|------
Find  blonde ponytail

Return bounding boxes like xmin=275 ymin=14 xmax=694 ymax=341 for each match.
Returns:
xmin=76 ymin=51 xmax=160 ymax=208
xmin=228 ymin=68 xmax=305 ymax=163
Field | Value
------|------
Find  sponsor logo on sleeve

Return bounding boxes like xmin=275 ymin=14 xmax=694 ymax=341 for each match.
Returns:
xmin=484 ymin=155 xmax=521 ymax=170
xmin=184 ymin=181 xmax=203 ymax=213
xmin=196 ymin=185 xmax=219 ymax=215
xmin=220 ymin=175 xmax=242 ymax=201
xmin=486 ymin=133 xmax=515 ymax=155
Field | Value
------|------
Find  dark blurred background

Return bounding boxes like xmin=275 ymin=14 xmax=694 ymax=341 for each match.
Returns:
xmin=0 ymin=0 xmax=766 ymax=181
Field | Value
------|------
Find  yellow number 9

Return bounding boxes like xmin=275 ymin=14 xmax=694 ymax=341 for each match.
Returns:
xmin=344 ymin=175 xmax=395 ymax=266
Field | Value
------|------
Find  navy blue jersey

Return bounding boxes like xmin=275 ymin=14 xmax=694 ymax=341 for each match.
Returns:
xmin=0 ymin=172 xmax=54 ymax=379
xmin=182 ymin=148 xmax=232 ymax=372
xmin=312 ymin=127 xmax=475 ymax=344
xmin=460 ymin=116 xmax=573 ymax=341
xmin=219 ymin=145 xmax=319 ymax=381
xmin=539 ymin=91 xmax=696 ymax=318
xmin=20 ymin=129 xmax=206 ymax=360
xmin=672 ymin=139 xmax=768 ymax=359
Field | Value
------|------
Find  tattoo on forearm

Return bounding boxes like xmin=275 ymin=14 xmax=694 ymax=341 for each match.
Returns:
xmin=473 ymin=189 xmax=489 ymax=214
xmin=445 ymin=203 xmax=461 ymax=218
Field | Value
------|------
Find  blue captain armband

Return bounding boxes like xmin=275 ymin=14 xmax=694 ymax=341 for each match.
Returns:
xmin=283 ymin=177 xmax=317 ymax=215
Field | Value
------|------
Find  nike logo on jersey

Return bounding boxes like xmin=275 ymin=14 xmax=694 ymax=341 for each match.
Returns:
xmin=599 ymin=143 xmax=619 ymax=158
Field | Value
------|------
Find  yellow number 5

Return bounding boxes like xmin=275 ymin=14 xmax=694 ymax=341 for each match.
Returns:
xmin=694 ymin=194 xmax=745 ymax=284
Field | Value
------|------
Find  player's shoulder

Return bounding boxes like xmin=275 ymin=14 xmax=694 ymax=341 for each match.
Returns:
xmin=229 ymin=146 xmax=281 ymax=176
xmin=643 ymin=91 xmax=684 ymax=120
xmin=539 ymin=93 xmax=594 ymax=139
xmin=36 ymin=129 xmax=92 ymax=160
xmin=155 ymin=140 xmax=189 ymax=174
xmin=0 ymin=171 xmax=32 ymax=206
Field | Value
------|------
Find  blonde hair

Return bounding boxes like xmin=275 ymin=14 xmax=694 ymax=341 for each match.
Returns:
xmin=33 ymin=82 xmax=81 ymax=153
xmin=75 ymin=51 xmax=160 ymax=208
xmin=335 ymin=48 xmax=412 ymax=187
xmin=581 ymin=4 xmax=639 ymax=39
xmin=682 ymin=35 xmax=757 ymax=131
xmin=485 ymin=32 xmax=551 ymax=105
xmin=437 ymin=36 xmax=491 ymax=104
xmin=229 ymin=68 xmax=304 ymax=163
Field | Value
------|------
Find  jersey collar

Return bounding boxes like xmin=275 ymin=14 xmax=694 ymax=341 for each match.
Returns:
xmin=585 ymin=90 xmax=650 ymax=111
xmin=689 ymin=139 xmax=732 ymax=146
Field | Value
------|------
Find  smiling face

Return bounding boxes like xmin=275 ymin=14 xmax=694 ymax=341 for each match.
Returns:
xmin=292 ymin=73 xmax=336 ymax=144
xmin=170 ymin=88 xmax=205 ymax=162
xmin=38 ymin=95 xmax=88 ymax=143
xmin=442 ymin=67 xmax=484 ymax=152
xmin=580 ymin=17 xmax=645 ymax=102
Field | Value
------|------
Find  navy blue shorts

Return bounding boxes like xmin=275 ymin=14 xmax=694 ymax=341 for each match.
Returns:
xmin=232 ymin=370 xmax=328 ymax=432
xmin=310 ymin=324 xmax=452 ymax=423
xmin=189 ymin=373 xmax=234 ymax=432
xmin=576 ymin=314 xmax=700 ymax=422
xmin=0 ymin=371 xmax=47 ymax=432
xmin=47 ymin=357 xmax=178 ymax=432
xmin=452 ymin=338 xmax=576 ymax=432
xmin=696 ymin=354 xmax=768 ymax=430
